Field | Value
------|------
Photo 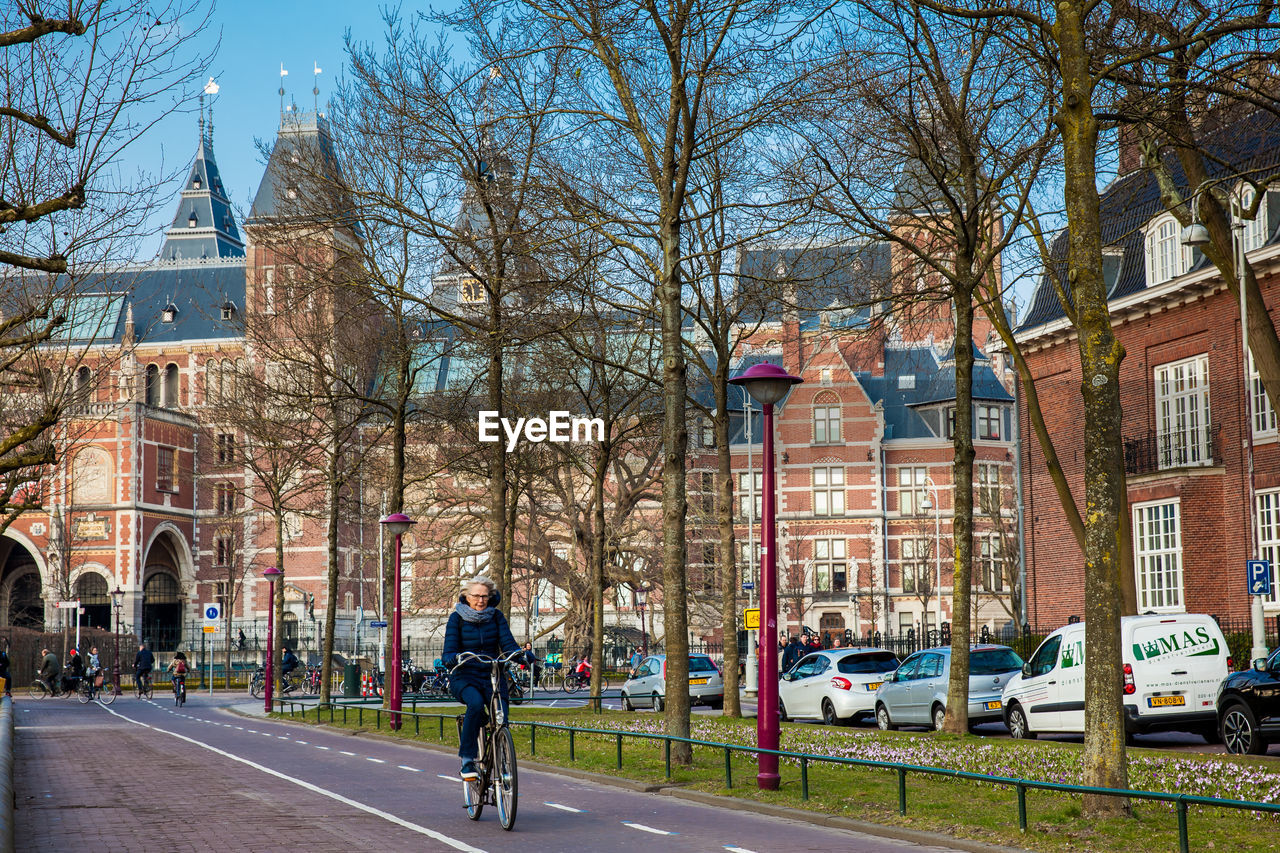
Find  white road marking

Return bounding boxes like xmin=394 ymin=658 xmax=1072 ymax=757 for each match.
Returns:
xmin=341 ymin=751 xmax=357 ymax=756
xmin=277 ymin=735 xmax=290 ymax=740
xmin=98 ymin=706 xmax=489 ymax=853
xmin=398 ymin=765 xmax=420 ymax=772
xmin=725 ymin=847 xmax=759 ymax=853
xmin=247 ymin=730 xmax=257 ymax=733
xmin=624 ymin=822 xmax=675 ymax=836
xmin=367 ymin=758 xmax=386 ymax=764
xmin=295 ymin=740 xmax=308 ymax=744
xmin=544 ymin=802 xmax=583 ymax=813
xmin=438 ymin=774 xmax=462 ymax=782
xmin=315 ymin=746 xmax=329 ymax=750
xmin=234 ymin=726 xmax=244 ymax=730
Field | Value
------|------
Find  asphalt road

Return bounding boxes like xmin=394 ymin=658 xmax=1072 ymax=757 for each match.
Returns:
xmin=15 ymin=694 xmax=973 ymax=852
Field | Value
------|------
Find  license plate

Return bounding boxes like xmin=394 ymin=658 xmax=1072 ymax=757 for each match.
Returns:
xmin=689 ymin=678 xmax=709 ymax=685
xmin=1148 ymin=695 xmax=1185 ymax=708
xmin=866 ymin=682 xmax=883 ymax=691
xmin=984 ymin=700 xmax=1002 ymax=711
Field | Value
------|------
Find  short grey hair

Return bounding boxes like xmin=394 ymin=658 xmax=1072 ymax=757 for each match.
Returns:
xmin=463 ymin=574 xmax=496 ymax=595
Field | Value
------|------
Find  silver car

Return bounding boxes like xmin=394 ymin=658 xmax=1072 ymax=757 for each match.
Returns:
xmin=779 ymin=649 xmax=899 ymax=725
xmin=621 ymin=654 xmax=724 ymax=711
xmin=874 ymin=645 xmax=1024 ymax=731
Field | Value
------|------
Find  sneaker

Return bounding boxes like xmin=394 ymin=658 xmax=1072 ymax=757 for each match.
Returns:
xmin=460 ymin=761 xmax=479 ymax=781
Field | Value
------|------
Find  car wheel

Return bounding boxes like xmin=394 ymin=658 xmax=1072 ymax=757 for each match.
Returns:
xmin=1222 ymin=703 xmax=1268 ymax=755
xmin=622 ymin=693 xmax=634 ymax=712
xmin=932 ymin=704 xmax=946 ymax=731
xmin=876 ymin=703 xmax=895 ymax=731
xmin=779 ymin=698 xmax=790 ymax=722
xmin=1007 ymin=704 xmax=1036 ymax=740
xmin=821 ymin=699 xmax=841 ymax=726
xmin=652 ymin=692 xmax=664 ymax=712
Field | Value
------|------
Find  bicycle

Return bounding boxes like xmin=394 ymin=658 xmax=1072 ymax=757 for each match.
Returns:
xmin=249 ymin=665 xmax=265 ymax=699
xmin=28 ymin=677 xmax=73 ymax=699
xmin=300 ymin=665 xmax=322 ymax=697
xmin=172 ymin=674 xmax=186 ymax=706
xmin=78 ymin=672 xmax=117 ymax=706
xmin=451 ymin=650 xmax=521 ymax=831
xmin=135 ymin=671 xmax=154 ymax=700
xmin=562 ymin=666 xmax=608 ymax=694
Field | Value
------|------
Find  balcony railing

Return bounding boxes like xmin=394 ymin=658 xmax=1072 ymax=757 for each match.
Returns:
xmin=1123 ymin=423 xmax=1220 ymax=476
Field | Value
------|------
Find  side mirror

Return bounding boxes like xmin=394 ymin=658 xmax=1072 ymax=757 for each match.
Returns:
xmin=1254 ymin=658 xmax=1268 ymax=672
xmin=890 ymin=671 xmax=901 ymax=683
xmin=1022 ymin=663 xmax=1033 ymax=679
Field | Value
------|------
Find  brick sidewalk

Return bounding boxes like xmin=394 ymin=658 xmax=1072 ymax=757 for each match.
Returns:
xmin=14 ymin=699 xmax=437 ymax=851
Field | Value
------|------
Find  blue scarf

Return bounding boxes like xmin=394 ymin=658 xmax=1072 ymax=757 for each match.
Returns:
xmin=456 ymin=601 xmax=496 ymax=624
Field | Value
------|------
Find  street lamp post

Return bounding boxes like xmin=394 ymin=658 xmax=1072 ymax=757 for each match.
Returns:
xmin=110 ymin=587 xmax=124 ymax=697
xmin=636 ymin=583 xmax=649 ymax=656
xmin=730 ymin=362 xmax=803 ymax=792
xmin=381 ymin=513 xmax=416 ymax=731
xmin=262 ymin=566 xmax=282 ymax=714
xmin=920 ymin=476 xmax=942 ymax=635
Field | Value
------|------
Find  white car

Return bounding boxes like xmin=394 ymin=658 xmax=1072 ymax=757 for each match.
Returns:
xmin=778 ymin=648 xmax=899 ymax=725
xmin=1001 ymin=614 xmax=1230 ymax=741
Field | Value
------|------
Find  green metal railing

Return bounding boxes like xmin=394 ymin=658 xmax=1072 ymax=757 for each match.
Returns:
xmin=275 ymin=700 xmax=1280 ymax=852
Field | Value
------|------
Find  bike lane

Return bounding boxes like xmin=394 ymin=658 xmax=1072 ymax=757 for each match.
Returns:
xmin=93 ymin=697 xmax=976 ymax=853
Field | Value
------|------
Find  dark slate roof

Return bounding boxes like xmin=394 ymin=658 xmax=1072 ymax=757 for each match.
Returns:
xmin=1019 ymin=109 xmax=1280 ymax=330
xmin=248 ymin=111 xmax=351 ymax=227
xmin=736 ymin=243 xmax=891 ymax=326
xmin=157 ymin=127 xmax=244 ymax=262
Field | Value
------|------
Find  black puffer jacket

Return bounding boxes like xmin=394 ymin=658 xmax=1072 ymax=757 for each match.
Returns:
xmin=442 ymin=591 xmax=519 ymax=690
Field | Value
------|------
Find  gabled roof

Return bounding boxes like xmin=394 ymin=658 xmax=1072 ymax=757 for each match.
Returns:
xmin=736 ymin=243 xmax=891 ymax=327
xmin=157 ymin=126 xmax=244 ymax=262
xmin=1019 ymin=109 xmax=1280 ymax=330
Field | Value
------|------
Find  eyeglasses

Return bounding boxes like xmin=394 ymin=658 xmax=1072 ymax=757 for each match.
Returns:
xmin=466 ymin=593 xmax=488 ymax=600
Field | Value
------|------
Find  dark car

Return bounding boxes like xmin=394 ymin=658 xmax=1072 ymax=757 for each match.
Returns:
xmin=1217 ymin=648 xmax=1280 ymax=755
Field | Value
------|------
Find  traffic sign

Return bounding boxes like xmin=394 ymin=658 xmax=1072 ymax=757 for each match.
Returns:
xmin=1248 ymin=559 xmax=1272 ymax=596
xmin=56 ymin=600 xmax=80 ymax=609
xmin=743 ymin=608 xmax=760 ymax=630
xmin=202 ymin=625 xmax=218 ymax=633
xmin=742 ymin=582 xmax=755 ymax=591
xmin=369 ymin=620 xmax=388 ymax=628
xmin=203 ymin=602 xmax=221 ymax=624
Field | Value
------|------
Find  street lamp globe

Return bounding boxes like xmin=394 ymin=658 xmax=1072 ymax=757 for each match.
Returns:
xmin=380 ymin=512 xmax=416 ymax=537
xmin=729 ymin=362 xmax=803 ymax=405
xmin=1181 ymin=222 xmax=1211 ymax=248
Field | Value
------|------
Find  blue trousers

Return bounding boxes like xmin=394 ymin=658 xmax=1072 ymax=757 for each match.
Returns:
xmin=451 ymin=676 xmax=508 ymax=760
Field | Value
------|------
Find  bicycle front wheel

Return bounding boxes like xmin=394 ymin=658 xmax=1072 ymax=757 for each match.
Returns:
xmin=493 ymin=726 xmax=518 ymax=830
xmin=28 ymin=681 xmax=49 ymax=700
xmin=599 ymin=676 xmax=610 ymax=692
xmin=249 ymin=675 xmax=264 ymax=699
xmin=463 ymin=775 xmax=484 ymax=821
xmin=98 ymin=684 xmax=117 ymax=706
xmin=562 ymin=674 xmax=579 ymax=694
xmin=78 ymin=682 xmax=92 ymax=704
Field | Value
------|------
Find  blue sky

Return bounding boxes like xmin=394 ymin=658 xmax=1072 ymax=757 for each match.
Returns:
xmin=131 ymin=1 xmax=402 ymax=259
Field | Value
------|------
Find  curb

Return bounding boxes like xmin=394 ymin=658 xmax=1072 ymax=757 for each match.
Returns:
xmin=0 ymin=695 xmax=13 ymax=853
xmin=252 ymin=708 xmax=1026 ymax=853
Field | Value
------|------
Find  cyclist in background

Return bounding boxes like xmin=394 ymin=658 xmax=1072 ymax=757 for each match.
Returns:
xmin=280 ymin=647 xmax=300 ymax=694
xmin=39 ymin=647 xmax=61 ymax=694
xmin=166 ymin=651 xmax=188 ymax=701
xmin=62 ymin=648 xmax=84 ymax=694
xmin=442 ymin=575 xmax=519 ymax=781
xmin=134 ymin=643 xmax=154 ymax=691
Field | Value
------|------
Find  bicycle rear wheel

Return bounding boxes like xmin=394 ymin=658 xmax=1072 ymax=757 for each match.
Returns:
xmin=249 ymin=674 xmax=264 ymax=699
xmin=78 ymin=681 xmax=92 ymax=704
xmin=28 ymin=681 xmax=49 ymax=700
xmin=141 ymin=679 xmax=153 ymax=700
xmin=98 ymin=684 xmax=117 ymax=705
xmin=599 ymin=676 xmax=610 ymax=692
xmin=493 ymin=726 xmax=518 ymax=830
xmin=562 ymin=674 xmax=579 ymax=694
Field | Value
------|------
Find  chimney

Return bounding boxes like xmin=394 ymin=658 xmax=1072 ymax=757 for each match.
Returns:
xmin=1117 ymin=124 xmax=1143 ymax=178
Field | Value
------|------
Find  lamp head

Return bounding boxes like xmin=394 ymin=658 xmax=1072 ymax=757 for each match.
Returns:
xmin=1181 ymin=222 xmax=1211 ymax=248
xmin=728 ymin=362 xmax=803 ymax=405
xmin=920 ymin=496 xmax=933 ymax=510
xmin=380 ymin=512 xmax=416 ymax=537
xmin=262 ymin=566 xmax=283 ymax=580
xmin=111 ymin=586 xmax=124 ymax=602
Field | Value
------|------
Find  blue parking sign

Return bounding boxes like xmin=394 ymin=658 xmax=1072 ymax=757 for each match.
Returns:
xmin=1247 ymin=560 xmax=1271 ymax=596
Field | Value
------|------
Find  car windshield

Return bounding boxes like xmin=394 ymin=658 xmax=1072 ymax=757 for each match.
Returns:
xmin=970 ymin=648 xmax=1023 ymax=675
xmin=837 ymin=652 xmax=898 ymax=674
xmin=689 ymin=656 xmax=718 ymax=673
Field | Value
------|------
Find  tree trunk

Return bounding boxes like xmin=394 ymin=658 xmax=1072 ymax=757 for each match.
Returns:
xmin=715 ymin=377 xmax=741 ymax=717
xmin=590 ymin=444 xmax=609 ymax=708
xmin=1058 ymin=8 xmax=1131 ymax=813
xmin=274 ymin=514 xmax=286 ymax=698
xmin=943 ymin=282 xmax=977 ymax=734
xmin=488 ymin=342 xmax=509 ymax=619
xmin=321 ymin=443 xmax=340 ymax=704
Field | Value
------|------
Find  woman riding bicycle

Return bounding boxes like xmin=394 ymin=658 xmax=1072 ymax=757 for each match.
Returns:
xmin=442 ymin=576 xmax=519 ymax=782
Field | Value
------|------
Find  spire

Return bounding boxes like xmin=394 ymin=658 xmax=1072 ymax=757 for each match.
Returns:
xmin=157 ymin=109 xmax=244 ymax=263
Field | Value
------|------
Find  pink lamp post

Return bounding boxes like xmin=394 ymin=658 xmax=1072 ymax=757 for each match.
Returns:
xmin=381 ymin=512 xmax=416 ymax=730
xmin=729 ymin=362 xmax=802 ymax=791
xmin=262 ymin=566 xmax=282 ymax=713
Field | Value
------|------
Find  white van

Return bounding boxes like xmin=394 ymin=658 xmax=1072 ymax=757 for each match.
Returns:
xmin=1001 ymin=614 xmax=1230 ymax=741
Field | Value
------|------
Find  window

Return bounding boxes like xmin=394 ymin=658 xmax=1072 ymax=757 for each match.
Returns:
xmin=813 ymin=398 xmax=841 ymax=444
xmin=702 ymin=418 xmax=714 ymax=447
xmin=1259 ymin=490 xmax=1280 ymax=607
xmin=698 ymin=471 xmax=715 ymax=513
xmin=74 ymin=366 xmax=92 ymax=402
xmin=156 ymin=447 xmax=176 ymax=493
xmin=263 ymin=268 xmax=276 ymax=313
xmin=215 ymin=482 xmax=235 ymax=515
xmin=737 ymin=471 xmax=761 ymax=520
xmin=1133 ymin=500 xmax=1184 ymax=612
xmin=163 ymin=363 xmax=179 ymax=408
xmin=214 ymin=581 xmax=228 ymax=604
xmin=1155 ymin=355 xmax=1212 ymax=468
xmin=145 ymin=364 xmax=160 ymax=406
xmin=216 ymin=433 xmax=235 ymax=464
xmin=1250 ymin=354 xmax=1278 ymax=436
xmin=901 ymin=538 xmax=929 ymax=592
xmin=813 ymin=538 xmax=847 ymax=593
xmin=813 ymin=466 xmax=845 ymax=516
xmin=944 ymin=406 xmax=956 ymax=439
xmin=976 ymin=463 xmax=1002 ymax=512
xmin=459 ymin=278 xmax=484 ymax=304
xmin=284 ymin=511 xmax=303 ymax=539
xmin=1239 ymin=186 xmax=1269 ymax=253
xmin=898 ymin=612 xmax=916 ymax=636
xmin=1145 ymin=215 xmax=1190 ymax=286
xmin=978 ymin=535 xmax=1003 ymax=591
xmin=738 ymin=540 xmax=759 ymax=586
xmin=977 ymin=405 xmax=1002 ymax=440
xmin=897 ymin=466 xmax=928 ymax=515
xmin=1028 ymin=635 xmax=1061 ymax=677
xmin=214 ymin=536 xmax=232 ymax=566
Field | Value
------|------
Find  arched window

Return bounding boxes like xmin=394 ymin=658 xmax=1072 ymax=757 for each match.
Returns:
xmin=205 ymin=360 xmax=221 ymax=405
xmin=1144 ymin=214 xmax=1190 ymax=286
xmin=223 ymin=359 xmax=237 ymax=400
xmin=1239 ymin=185 xmax=1270 ymax=253
xmin=145 ymin=364 xmax=160 ymax=407
xmin=74 ymin=365 xmax=92 ymax=402
xmin=813 ymin=393 xmax=841 ymax=445
xmin=163 ymin=363 xmax=179 ymax=408
xmin=75 ymin=573 xmax=110 ymax=629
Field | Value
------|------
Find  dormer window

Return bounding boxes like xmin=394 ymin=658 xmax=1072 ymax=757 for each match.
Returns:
xmin=188 ymin=212 xmax=198 ymax=228
xmin=193 ymin=176 xmax=202 ymax=190
xmin=1144 ymin=214 xmax=1190 ymax=286
xmin=1238 ymin=185 xmax=1269 ymax=253
xmin=220 ymin=301 xmax=236 ymax=321
xmin=162 ymin=303 xmax=178 ymax=323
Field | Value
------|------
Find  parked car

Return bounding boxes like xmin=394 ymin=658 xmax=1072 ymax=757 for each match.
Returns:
xmin=875 ymin=645 xmax=1024 ymax=731
xmin=1217 ymin=647 xmax=1280 ymax=755
xmin=779 ymin=648 xmax=899 ymax=725
xmin=1001 ymin=614 xmax=1230 ymax=741
xmin=620 ymin=654 xmax=724 ymax=711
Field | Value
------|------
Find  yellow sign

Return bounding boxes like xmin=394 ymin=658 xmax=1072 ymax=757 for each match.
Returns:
xmin=202 ymin=625 xmax=218 ymax=633
xmin=743 ymin=608 xmax=760 ymax=630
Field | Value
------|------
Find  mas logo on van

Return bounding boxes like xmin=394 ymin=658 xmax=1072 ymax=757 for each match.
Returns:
xmin=1131 ymin=626 xmax=1220 ymax=662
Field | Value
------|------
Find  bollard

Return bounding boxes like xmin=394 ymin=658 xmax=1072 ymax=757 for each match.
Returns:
xmin=1177 ymin=798 xmax=1189 ymax=853
xmin=664 ymin=738 xmax=671 ymax=780
xmin=724 ymin=747 xmax=733 ymax=789
xmin=569 ymin=729 xmax=576 ymax=761
xmin=616 ymin=733 xmax=623 ymax=770
xmin=897 ymin=768 xmax=907 ymax=815
xmin=1016 ymin=783 xmax=1027 ymax=832
xmin=531 ymin=724 xmax=537 ymax=756
xmin=800 ymin=757 xmax=809 ymax=801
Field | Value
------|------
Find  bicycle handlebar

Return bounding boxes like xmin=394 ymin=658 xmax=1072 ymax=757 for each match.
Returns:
xmin=451 ymin=650 xmax=524 ymax=671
